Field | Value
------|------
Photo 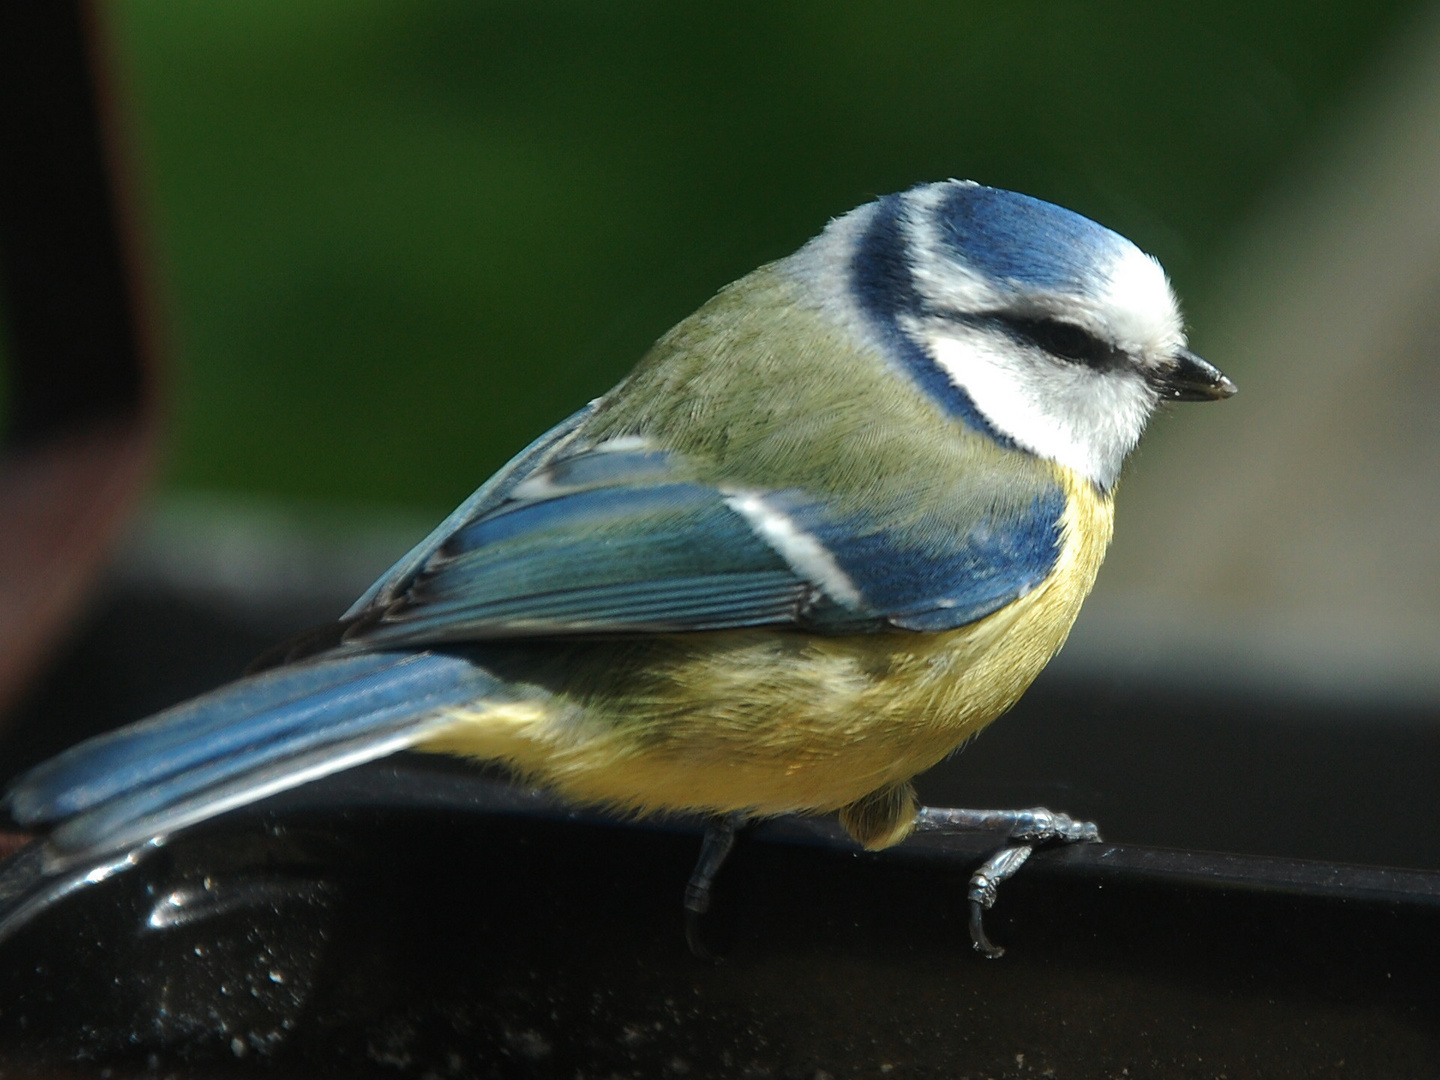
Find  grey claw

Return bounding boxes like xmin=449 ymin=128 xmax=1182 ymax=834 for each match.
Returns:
xmin=909 ymin=804 xmax=1100 ymax=957
xmin=969 ymin=898 xmax=1005 ymax=958
xmin=967 ymin=844 xmax=1034 ymax=958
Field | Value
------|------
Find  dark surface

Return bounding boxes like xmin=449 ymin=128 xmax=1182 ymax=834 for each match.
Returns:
xmin=0 ymin=777 xmax=1438 ymax=1078
xmin=2 ymin=586 xmax=1439 ymax=1075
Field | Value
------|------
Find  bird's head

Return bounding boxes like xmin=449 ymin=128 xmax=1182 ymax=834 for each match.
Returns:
xmin=792 ymin=180 xmax=1235 ymax=491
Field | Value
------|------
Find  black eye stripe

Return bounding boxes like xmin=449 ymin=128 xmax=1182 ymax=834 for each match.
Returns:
xmin=921 ymin=307 xmax=1127 ymax=370
xmin=989 ymin=314 xmax=1120 ymax=368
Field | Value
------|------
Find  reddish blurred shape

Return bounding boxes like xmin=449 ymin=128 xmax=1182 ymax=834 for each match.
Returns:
xmin=0 ymin=2 xmax=160 ymax=719
xmin=0 ymin=424 xmax=154 ymax=717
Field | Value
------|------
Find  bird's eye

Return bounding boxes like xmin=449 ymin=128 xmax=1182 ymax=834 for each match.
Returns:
xmin=995 ymin=315 xmax=1118 ymax=368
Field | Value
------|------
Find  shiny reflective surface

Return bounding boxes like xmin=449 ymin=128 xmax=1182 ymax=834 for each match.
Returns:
xmin=0 ymin=766 xmax=1437 ymax=1077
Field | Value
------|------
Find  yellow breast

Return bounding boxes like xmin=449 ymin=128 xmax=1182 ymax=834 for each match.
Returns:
xmin=420 ymin=467 xmax=1114 ymax=826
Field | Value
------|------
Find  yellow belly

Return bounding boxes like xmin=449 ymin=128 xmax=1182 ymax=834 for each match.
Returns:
xmin=418 ymin=469 xmax=1113 ymax=831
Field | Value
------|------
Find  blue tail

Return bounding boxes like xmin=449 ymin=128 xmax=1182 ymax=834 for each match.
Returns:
xmin=7 ymin=649 xmax=510 ymax=862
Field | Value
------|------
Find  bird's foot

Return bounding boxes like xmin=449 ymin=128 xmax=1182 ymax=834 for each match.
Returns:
xmin=683 ymin=813 xmax=746 ymax=960
xmin=914 ymin=805 xmax=1100 ymax=958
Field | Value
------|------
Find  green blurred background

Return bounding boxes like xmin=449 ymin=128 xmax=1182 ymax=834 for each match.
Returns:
xmin=102 ymin=0 xmax=1417 ymax=514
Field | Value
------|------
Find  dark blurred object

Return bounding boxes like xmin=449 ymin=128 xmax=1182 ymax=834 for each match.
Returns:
xmin=0 ymin=0 xmax=157 ymax=717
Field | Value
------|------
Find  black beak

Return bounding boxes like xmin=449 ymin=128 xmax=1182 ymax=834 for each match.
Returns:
xmin=1158 ymin=347 xmax=1237 ymax=402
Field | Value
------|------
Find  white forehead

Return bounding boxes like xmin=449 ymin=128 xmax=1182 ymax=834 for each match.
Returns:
xmin=1094 ymin=243 xmax=1185 ymax=359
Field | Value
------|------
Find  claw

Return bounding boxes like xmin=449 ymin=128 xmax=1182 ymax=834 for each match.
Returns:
xmin=683 ymin=815 xmax=744 ymax=960
xmin=685 ymin=908 xmax=718 ymax=961
xmin=966 ymin=844 xmax=1034 ymax=958
xmin=968 ymin=898 xmax=1003 ymax=958
xmin=913 ymin=804 xmax=1100 ymax=957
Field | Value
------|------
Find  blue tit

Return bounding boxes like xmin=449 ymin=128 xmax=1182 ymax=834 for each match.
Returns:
xmin=3 ymin=181 xmax=1233 ymax=944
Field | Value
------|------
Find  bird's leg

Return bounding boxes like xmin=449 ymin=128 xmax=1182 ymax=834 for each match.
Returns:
xmin=913 ymin=805 xmax=1100 ymax=958
xmin=913 ymin=805 xmax=1100 ymax=844
xmin=683 ymin=813 xmax=747 ymax=959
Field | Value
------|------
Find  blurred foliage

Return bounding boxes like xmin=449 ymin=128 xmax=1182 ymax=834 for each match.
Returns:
xmin=110 ymin=0 xmax=1418 ymax=511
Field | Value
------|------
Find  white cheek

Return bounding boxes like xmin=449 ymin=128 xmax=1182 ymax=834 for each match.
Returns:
xmin=921 ymin=329 xmax=1156 ymax=488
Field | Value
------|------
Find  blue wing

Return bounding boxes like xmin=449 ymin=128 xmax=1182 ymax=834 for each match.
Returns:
xmin=354 ymin=427 xmax=1069 ymax=646
xmin=345 ymin=400 xmax=600 ymax=617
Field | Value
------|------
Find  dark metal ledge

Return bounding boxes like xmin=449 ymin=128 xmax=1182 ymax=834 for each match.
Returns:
xmin=0 ymin=759 xmax=1436 ymax=1078
xmin=278 ymin=757 xmax=1440 ymax=911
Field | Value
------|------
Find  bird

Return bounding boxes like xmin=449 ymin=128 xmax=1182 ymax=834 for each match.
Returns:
xmin=0 ymin=180 xmax=1234 ymax=955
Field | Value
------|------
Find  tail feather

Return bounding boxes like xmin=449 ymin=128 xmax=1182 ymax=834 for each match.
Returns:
xmin=11 ymin=651 xmax=416 ymax=824
xmin=6 ymin=649 xmax=512 ymax=861
xmin=49 ymin=722 xmax=435 ymax=859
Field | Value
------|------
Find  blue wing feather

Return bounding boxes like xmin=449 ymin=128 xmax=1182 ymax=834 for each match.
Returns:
xmin=344 ymin=401 xmax=599 ymax=617
xmin=759 ymin=487 xmax=1068 ymax=631
xmin=359 ymin=461 xmax=823 ymax=644
xmin=354 ymin=432 xmax=1068 ymax=642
